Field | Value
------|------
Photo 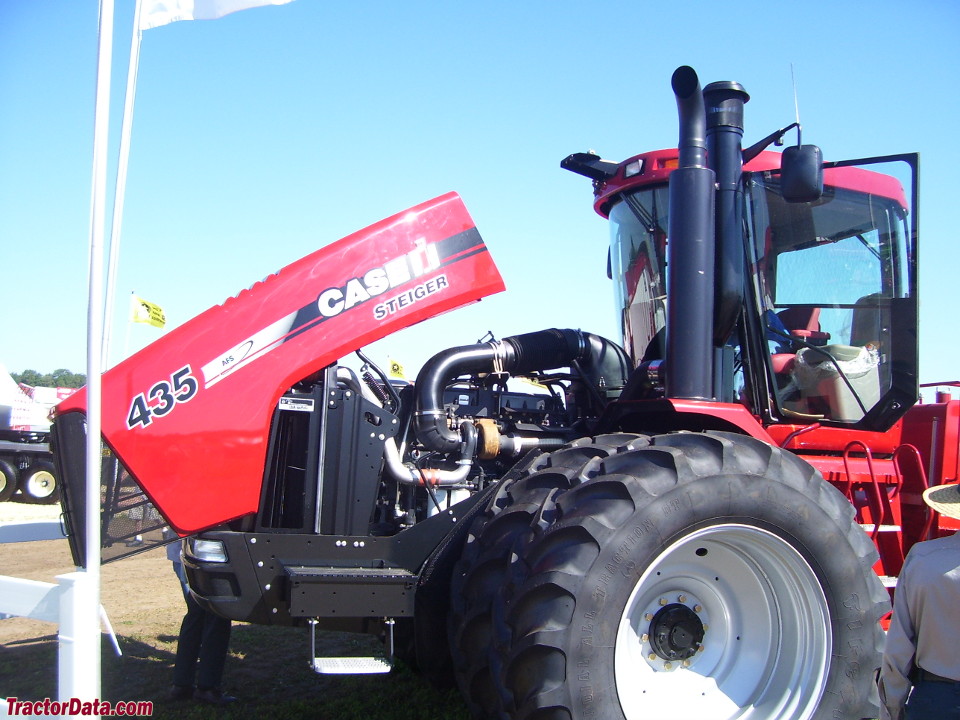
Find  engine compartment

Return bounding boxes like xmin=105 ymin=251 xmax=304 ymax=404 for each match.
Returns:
xmin=253 ymin=328 xmax=630 ymax=537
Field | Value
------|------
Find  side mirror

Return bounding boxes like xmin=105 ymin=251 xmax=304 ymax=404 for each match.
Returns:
xmin=781 ymin=144 xmax=823 ymax=203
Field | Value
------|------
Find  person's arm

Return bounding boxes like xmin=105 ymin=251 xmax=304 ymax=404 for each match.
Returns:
xmin=878 ymin=557 xmax=917 ymax=720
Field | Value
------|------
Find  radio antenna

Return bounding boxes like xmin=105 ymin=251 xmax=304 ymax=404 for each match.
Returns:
xmin=791 ymin=63 xmax=802 ymax=135
xmin=741 ymin=64 xmax=806 ymax=161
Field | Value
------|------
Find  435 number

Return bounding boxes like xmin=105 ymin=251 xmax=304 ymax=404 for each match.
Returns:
xmin=126 ymin=365 xmax=199 ymax=429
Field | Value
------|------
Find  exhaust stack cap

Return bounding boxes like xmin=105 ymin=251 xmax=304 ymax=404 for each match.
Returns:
xmin=671 ymin=66 xmax=707 ymax=169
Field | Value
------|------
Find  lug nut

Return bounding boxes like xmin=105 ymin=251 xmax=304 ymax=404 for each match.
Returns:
xmin=678 ymin=594 xmax=687 ymax=603
xmin=644 ymin=612 xmax=653 ymax=621
xmin=648 ymin=652 xmax=657 ymax=661
xmin=664 ymin=662 xmax=673 ymax=670
xmin=659 ymin=597 xmax=668 ymax=606
xmin=694 ymin=605 xmax=703 ymax=613
xmin=641 ymin=633 xmax=649 ymax=643
xmin=683 ymin=659 xmax=692 ymax=667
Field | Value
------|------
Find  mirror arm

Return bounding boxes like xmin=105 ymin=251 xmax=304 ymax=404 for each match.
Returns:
xmin=742 ymin=122 xmax=801 ymax=164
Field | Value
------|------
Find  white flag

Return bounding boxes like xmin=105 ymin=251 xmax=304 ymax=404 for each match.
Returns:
xmin=140 ymin=0 xmax=294 ymax=30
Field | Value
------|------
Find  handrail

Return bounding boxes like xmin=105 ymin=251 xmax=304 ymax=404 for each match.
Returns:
xmin=893 ymin=443 xmax=934 ymax=541
xmin=843 ymin=440 xmax=884 ymax=541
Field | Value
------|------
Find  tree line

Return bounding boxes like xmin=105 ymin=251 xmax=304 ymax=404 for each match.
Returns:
xmin=11 ymin=369 xmax=86 ymax=388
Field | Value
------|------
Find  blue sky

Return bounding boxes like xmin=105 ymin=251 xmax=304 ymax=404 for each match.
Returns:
xmin=2 ymin=1 xmax=958 ymax=393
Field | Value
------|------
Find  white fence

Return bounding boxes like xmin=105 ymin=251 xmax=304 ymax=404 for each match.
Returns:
xmin=0 ymin=519 xmax=118 ymax=718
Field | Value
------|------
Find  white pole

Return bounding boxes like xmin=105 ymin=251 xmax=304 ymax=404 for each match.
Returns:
xmin=102 ymin=0 xmax=145 ymax=369
xmin=65 ymin=0 xmax=114 ymax=708
xmin=122 ymin=291 xmax=136 ymax=362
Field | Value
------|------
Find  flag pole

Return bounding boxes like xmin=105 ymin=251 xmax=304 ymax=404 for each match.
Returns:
xmin=102 ymin=0 xmax=145 ymax=369
xmin=122 ymin=291 xmax=135 ymax=361
xmin=62 ymin=0 xmax=113 ymax=706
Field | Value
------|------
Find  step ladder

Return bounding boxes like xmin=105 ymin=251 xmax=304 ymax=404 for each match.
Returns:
xmin=309 ymin=618 xmax=395 ymax=675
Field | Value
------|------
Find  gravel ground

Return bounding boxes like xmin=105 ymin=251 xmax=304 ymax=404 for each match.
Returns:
xmin=0 ymin=498 xmax=62 ymax=525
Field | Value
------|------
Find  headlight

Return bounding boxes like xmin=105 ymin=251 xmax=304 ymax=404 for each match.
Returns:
xmin=625 ymin=159 xmax=643 ymax=177
xmin=186 ymin=538 xmax=229 ymax=563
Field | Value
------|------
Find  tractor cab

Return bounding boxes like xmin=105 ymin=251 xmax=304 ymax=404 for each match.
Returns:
xmin=566 ymin=147 xmax=918 ymax=433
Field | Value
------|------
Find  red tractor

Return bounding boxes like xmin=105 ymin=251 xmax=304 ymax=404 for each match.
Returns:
xmin=53 ymin=66 xmax=955 ymax=719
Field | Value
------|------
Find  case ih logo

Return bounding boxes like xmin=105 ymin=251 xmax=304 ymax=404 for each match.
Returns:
xmin=196 ymin=238 xmax=452 ymax=392
xmin=315 ymin=239 xmax=443 ymax=319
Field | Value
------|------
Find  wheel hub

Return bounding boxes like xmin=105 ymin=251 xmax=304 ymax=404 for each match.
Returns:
xmin=28 ymin=471 xmax=55 ymax=496
xmin=617 ymin=524 xmax=834 ymax=719
xmin=648 ymin=603 xmax=704 ymax=661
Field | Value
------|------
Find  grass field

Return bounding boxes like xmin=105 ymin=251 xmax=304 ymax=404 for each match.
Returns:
xmin=0 ymin=501 xmax=470 ymax=720
xmin=2 ymin=624 xmax=470 ymax=719
xmin=3 ymin=623 xmax=471 ymax=720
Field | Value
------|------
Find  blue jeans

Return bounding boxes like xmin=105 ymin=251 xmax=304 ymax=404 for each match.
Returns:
xmin=906 ymin=680 xmax=960 ymax=720
xmin=172 ymin=561 xmax=232 ymax=691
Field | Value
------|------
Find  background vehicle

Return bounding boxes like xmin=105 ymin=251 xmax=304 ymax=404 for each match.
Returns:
xmin=52 ymin=67 xmax=955 ymax=719
xmin=0 ymin=365 xmax=72 ymax=503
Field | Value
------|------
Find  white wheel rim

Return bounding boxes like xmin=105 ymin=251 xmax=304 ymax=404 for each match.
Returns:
xmin=615 ymin=523 xmax=831 ymax=720
xmin=26 ymin=470 xmax=56 ymax=498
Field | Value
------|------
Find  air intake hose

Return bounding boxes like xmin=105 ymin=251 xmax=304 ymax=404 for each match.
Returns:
xmin=414 ymin=328 xmax=629 ymax=452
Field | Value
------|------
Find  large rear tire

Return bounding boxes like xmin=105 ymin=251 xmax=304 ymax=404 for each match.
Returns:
xmin=495 ymin=431 xmax=887 ymax=720
xmin=448 ymin=435 xmax=650 ymax=718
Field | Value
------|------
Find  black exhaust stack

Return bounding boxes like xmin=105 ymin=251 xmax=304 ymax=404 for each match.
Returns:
xmin=665 ymin=66 xmax=716 ymax=400
xmin=704 ymin=80 xmax=750 ymax=348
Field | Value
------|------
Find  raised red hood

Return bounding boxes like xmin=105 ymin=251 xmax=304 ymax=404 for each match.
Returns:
xmin=57 ymin=192 xmax=504 ymax=533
